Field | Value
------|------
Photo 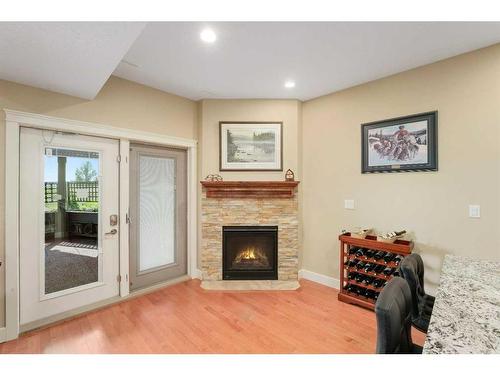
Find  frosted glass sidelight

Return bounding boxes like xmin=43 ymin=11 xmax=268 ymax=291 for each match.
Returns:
xmin=139 ymin=155 xmax=175 ymax=272
xmin=128 ymin=144 xmax=187 ymax=291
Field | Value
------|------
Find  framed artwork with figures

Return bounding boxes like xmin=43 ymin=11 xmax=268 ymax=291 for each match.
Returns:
xmin=361 ymin=111 xmax=438 ymax=173
xmin=219 ymin=122 xmax=283 ymax=171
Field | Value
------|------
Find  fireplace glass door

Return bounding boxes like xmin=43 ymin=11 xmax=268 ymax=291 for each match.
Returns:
xmin=223 ymin=226 xmax=278 ymax=280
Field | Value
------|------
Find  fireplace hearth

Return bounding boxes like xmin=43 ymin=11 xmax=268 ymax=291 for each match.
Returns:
xmin=223 ymin=226 xmax=278 ymax=280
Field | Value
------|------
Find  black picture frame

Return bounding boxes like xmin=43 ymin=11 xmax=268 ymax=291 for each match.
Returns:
xmin=361 ymin=111 xmax=438 ymax=173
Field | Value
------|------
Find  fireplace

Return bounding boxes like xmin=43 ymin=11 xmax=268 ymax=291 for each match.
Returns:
xmin=222 ymin=226 xmax=278 ymax=280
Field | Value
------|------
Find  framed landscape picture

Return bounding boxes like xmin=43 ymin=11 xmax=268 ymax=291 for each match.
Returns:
xmin=361 ymin=111 xmax=438 ymax=173
xmin=219 ymin=122 xmax=283 ymax=171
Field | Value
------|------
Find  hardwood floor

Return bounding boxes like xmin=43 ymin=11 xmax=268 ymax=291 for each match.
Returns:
xmin=0 ymin=279 xmax=425 ymax=354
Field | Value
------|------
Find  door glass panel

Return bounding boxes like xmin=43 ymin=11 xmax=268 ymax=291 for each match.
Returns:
xmin=139 ymin=155 xmax=175 ymax=272
xmin=44 ymin=147 xmax=100 ymax=294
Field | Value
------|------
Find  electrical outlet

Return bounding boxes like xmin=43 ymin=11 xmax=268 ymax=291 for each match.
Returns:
xmin=344 ymin=199 xmax=355 ymax=210
xmin=469 ymin=205 xmax=480 ymax=218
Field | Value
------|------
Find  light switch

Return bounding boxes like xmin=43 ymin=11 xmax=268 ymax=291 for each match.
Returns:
xmin=344 ymin=199 xmax=355 ymax=210
xmin=469 ymin=205 xmax=480 ymax=218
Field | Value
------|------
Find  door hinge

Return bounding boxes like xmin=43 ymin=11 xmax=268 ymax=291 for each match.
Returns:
xmin=117 ymin=275 xmax=122 ymax=283
xmin=126 ymin=212 xmax=131 ymax=224
xmin=116 ymin=155 xmax=121 ymax=163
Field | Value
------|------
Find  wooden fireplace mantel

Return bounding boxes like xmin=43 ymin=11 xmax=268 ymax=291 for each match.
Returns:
xmin=200 ymin=181 xmax=300 ymax=198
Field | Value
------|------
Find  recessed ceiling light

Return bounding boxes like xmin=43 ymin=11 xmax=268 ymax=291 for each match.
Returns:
xmin=284 ymin=80 xmax=296 ymax=88
xmin=200 ymin=28 xmax=217 ymax=43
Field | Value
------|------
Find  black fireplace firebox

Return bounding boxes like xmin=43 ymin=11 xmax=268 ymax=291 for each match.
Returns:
xmin=222 ymin=226 xmax=278 ymax=280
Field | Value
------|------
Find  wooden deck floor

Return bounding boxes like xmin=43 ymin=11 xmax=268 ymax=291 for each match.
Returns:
xmin=0 ymin=279 xmax=425 ymax=354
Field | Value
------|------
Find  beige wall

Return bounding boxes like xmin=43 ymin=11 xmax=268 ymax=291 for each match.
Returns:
xmin=301 ymin=44 xmax=500 ymax=293
xmin=0 ymin=76 xmax=198 ymax=326
xmin=196 ymin=99 xmax=303 ymax=267
xmin=198 ymin=99 xmax=302 ymax=181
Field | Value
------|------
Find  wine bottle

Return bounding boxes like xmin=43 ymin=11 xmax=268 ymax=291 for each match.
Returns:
xmin=355 ymin=273 xmax=365 ymax=283
xmin=373 ymin=251 xmax=386 ymax=260
xmin=365 ymin=289 xmax=375 ymax=300
xmin=364 ymin=249 xmax=375 ymax=259
xmin=363 ymin=276 xmax=374 ymax=285
xmin=382 ymin=230 xmax=407 ymax=239
xmin=347 ymin=284 xmax=358 ymax=294
xmin=348 ymin=259 xmax=359 ymax=268
xmin=373 ymin=279 xmax=386 ymax=288
xmin=364 ymin=263 xmax=376 ymax=272
xmin=355 ymin=248 xmax=365 ymax=257
xmin=383 ymin=253 xmax=395 ymax=264
xmin=348 ymin=247 xmax=358 ymax=255
xmin=357 ymin=286 xmax=367 ymax=295
xmin=356 ymin=261 xmax=366 ymax=270
xmin=348 ymin=272 xmax=357 ymax=280
xmin=374 ymin=264 xmax=386 ymax=274
xmin=393 ymin=255 xmax=403 ymax=265
xmin=383 ymin=267 xmax=395 ymax=276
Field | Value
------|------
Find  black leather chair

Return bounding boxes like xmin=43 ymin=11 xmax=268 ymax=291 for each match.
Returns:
xmin=375 ymin=277 xmax=422 ymax=354
xmin=399 ymin=253 xmax=435 ymax=333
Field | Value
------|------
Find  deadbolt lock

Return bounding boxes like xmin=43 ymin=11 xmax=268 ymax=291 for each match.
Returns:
xmin=110 ymin=214 xmax=118 ymax=226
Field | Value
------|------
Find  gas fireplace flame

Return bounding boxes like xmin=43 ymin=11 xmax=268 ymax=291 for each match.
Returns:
xmin=233 ymin=246 xmax=270 ymax=267
xmin=241 ymin=247 xmax=257 ymax=260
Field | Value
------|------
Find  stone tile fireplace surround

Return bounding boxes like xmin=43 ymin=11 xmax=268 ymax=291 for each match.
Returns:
xmin=200 ymin=181 xmax=300 ymax=290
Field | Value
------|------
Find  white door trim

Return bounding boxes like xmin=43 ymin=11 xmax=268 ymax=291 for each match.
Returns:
xmin=119 ymin=139 xmax=131 ymax=297
xmin=2 ymin=109 xmax=198 ymax=342
xmin=4 ymin=118 xmax=20 ymax=341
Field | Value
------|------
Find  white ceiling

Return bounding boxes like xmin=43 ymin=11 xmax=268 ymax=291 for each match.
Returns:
xmin=0 ymin=22 xmax=146 ymax=99
xmin=114 ymin=22 xmax=500 ymax=100
xmin=1 ymin=22 xmax=500 ymax=101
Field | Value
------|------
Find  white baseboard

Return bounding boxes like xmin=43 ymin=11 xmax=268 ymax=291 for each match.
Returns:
xmin=299 ymin=269 xmax=340 ymax=289
xmin=0 ymin=327 xmax=6 ymax=343
xmin=192 ymin=268 xmax=203 ymax=280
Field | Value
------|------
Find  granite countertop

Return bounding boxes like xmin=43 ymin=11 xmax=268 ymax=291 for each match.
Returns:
xmin=423 ymin=255 xmax=500 ymax=354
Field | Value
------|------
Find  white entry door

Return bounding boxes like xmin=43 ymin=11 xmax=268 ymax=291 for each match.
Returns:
xmin=19 ymin=127 xmax=120 ymax=325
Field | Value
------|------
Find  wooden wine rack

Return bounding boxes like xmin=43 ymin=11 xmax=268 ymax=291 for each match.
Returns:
xmin=338 ymin=233 xmax=413 ymax=310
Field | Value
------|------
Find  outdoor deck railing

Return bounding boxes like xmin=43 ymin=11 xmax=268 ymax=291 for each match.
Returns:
xmin=44 ymin=181 xmax=99 ymax=203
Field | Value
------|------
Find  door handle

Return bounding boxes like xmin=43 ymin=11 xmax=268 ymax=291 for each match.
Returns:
xmin=105 ymin=229 xmax=118 ymax=235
